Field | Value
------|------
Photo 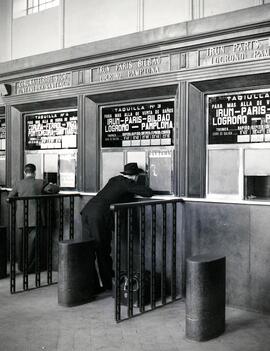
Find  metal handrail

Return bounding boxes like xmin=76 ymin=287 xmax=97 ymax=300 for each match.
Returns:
xmin=7 ymin=192 xmax=80 ymax=293
xmin=7 ymin=193 xmax=80 ymax=201
xmin=111 ymin=196 xmax=184 ymax=322
xmin=110 ymin=196 xmax=183 ymax=210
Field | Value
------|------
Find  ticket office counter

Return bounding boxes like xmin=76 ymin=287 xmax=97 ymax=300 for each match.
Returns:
xmin=206 ymin=88 xmax=270 ymax=201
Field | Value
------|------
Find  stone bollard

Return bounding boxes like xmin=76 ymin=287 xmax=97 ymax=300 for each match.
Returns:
xmin=58 ymin=239 xmax=95 ymax=307
xmin=186 ymin=254 xmax=226 ymax=341
xmin=0 ymin=226 xmax=7 ymax=279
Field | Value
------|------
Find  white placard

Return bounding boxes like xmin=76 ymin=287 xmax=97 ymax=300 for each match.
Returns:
xmin=60 ymin=172 xmax=75 ymax=188
xmin=62 ymin=135 xmax=77 ymax=148
xmin=44 ymin=154 xmax=58 ymax=172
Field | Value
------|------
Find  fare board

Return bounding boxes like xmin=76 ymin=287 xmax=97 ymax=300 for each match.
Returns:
xmin=0 ymin=117 xmax=6 ymax=151
xmin=101 ymin=100 xmax=174 ymax=148
xmin=25 ymin=110 xmax=78 ymax=150
xmin=208 ymin=91 xmax=270 ymax=144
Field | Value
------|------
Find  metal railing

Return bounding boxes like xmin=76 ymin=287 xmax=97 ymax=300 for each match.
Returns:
xmin=8 ymin=193 xmax=80 ymax=294
xmin=111 ymin=198 xmax=183 ymax=322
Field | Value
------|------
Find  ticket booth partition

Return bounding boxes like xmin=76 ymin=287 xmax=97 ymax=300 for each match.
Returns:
xmin=100 ymin=99 xmax=175 ymax=194
xmin=206 ymin=88 xmax=270 ymax=200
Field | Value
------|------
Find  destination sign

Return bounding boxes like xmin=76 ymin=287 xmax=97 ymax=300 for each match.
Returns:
xmin=16 ymin=72 xmax=72 ymax=95
xmin=208 ymin=91 xmax=270 ymax=144
xmin=25 ymin=110 xmax=78 ymax=150
xmin=92 ymin=55 xmax=170 ymax=82
xmin=101 ymin=100 xmax=174 ymax=148
xmin=200 ymin=37 xmax=270 ymax=67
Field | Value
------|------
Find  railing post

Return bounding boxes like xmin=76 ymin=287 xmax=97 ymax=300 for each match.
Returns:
xmin=35 ymin=198 xmax=41 ymax=287
xmin=127 ymin=207 xmax=134 ymax=318
xmin=161 ymin=203 xmax=167 ymax=305
xmin=151 ymin=204 xmax=156 ymax=309
xmin=139 ymin=205 xmax=146 ymax=313
xmin=171 ymin=202 xmax=177 ymax=300
xmin=59 ymin=196 xmax=64 ymax=241
xmin=69 ymin=196 xmax=74 ymax=240
xmin=114 ymin=209 xmax=121 ymax=322
xmin=10 ymin=200 xmax=16 ymax=294
xmin=23 ymin=199 xmax=29 ymax=291
xmin=47 ymin=198 xmax=53 ymax=284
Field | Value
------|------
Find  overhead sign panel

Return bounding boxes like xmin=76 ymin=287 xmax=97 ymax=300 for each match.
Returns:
xmin=208 ymin=91 xmax=270 ymax=144
xmin=25 ymin=110 xmax=78 ymax=150
xmin=101 ymin=100 xmax=174 ymax=148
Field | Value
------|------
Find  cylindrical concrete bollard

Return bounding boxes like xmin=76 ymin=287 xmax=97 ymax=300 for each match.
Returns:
xmin=58 ymin=239 xmax=95 ymax=307
xmin=0 ymin=226 xmax=7 ymax=279
xmin=186 ymin=254 xmax=226 ymax=341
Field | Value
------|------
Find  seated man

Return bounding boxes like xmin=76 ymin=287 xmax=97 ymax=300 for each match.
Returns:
xmin=81 ymin=162 xmax=153 ymax=292
xmin=7 ymin=163 xmax=59 ymax=273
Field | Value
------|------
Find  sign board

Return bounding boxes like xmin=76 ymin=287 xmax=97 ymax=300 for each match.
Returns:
xmin=208 ymin=90 xmax=270 ymax=144
xmin=0 ymin=117 xmax=6 ymax=151
xmin=16 ymin=72 xmax=72 ymax=95
xmin=25 ymin=110 xmax=78 ymax=150
xmin=101 ymin=100 xmax=174 ymax=148
xmin=200 ymin=37 xmax=270 ymax=67
xmin=92 ymin=55 xmax=170 ymax=82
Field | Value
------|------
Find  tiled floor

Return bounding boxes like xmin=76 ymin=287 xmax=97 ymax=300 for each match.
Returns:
xmin=0 ymin=276 xmax=270 ymax=351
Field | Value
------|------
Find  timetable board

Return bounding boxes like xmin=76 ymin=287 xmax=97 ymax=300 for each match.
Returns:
xmin=208 ymin=91 xmax=270 ymax=144
xmin=101 ymin=100 xmax=174 ymax=148
xmin=25 ymin=110 xmax=78 ymax=150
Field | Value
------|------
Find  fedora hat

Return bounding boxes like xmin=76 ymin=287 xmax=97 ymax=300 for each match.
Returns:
xmin=121 ymin=162 xmax=144 ymax=175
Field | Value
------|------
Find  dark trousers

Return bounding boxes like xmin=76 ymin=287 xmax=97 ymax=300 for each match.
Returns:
xmin=17 ymin=227 xmax=47 ymax=273
xmin=82 ymin=212 xmax=113 ymax=290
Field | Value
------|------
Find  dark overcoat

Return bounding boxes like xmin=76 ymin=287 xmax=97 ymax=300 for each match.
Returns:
xmin=81 ymin=175 xmax=153 ymax=244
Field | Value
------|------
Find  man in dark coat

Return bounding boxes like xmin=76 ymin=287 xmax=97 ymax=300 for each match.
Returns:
xmin=7 ymin=163 xmax=59 ymax=272
xmin=81 ymin=162 xmax=153 ymax=292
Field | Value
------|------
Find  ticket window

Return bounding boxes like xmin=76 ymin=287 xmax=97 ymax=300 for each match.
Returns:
xmin=24 ymin=109 xmax=78 ymax=189
xmin=244 ymin=149 xmax=270 ymax=199
xmin=207 ymin=89 xmax=270 ymax=200
xmin=100 ymin=100 xmax=175 ymax=194
xmin=101 ymin=149 xmax=174 ymax=193
xmin=0 ymin=115 xmax=6 ymax=186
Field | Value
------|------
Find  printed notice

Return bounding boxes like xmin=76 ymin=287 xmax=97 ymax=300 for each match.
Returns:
xmin=101 ymin=100 xmax=174 ymax=148
xmin=208 ymin=90 xmax=270 ymax=144
xmin=0 ymin=117 xmax=6 ymax=151
xmin=25 ymin=110 xmax=78 ymax=150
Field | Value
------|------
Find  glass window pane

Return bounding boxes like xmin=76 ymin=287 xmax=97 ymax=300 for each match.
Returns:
xmin=208 ymin=149 xmax=239 ymax=195
xmin=101 ymin=152 xmax=124 ymax=188
xmin=245 ymin=149 xmax=270 ymax=176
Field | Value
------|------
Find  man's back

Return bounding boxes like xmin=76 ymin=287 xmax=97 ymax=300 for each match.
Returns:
xmin=9 ymin=177 xmax=47 ymax=228
xmin=82 ymin=175 xmax=153 ymax=214
xmin=12 ymin=177 xmax=46 ymax=197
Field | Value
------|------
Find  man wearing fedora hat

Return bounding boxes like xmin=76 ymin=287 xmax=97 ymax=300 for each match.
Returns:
xmin=81 ymin=162 xmax=153 ymax=293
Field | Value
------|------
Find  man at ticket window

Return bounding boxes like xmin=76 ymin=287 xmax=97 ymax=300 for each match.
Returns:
xmin=7 ymin=163 xmax=59 ymax=273
xmin=81 ymin=162 xmax=153 ymax=294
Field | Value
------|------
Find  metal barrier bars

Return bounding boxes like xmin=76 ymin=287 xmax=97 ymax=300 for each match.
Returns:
xmin=111 ymin=198 xmax=183 ymax=322
xmin=8 ymin=193 xmax=79 ymax=294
